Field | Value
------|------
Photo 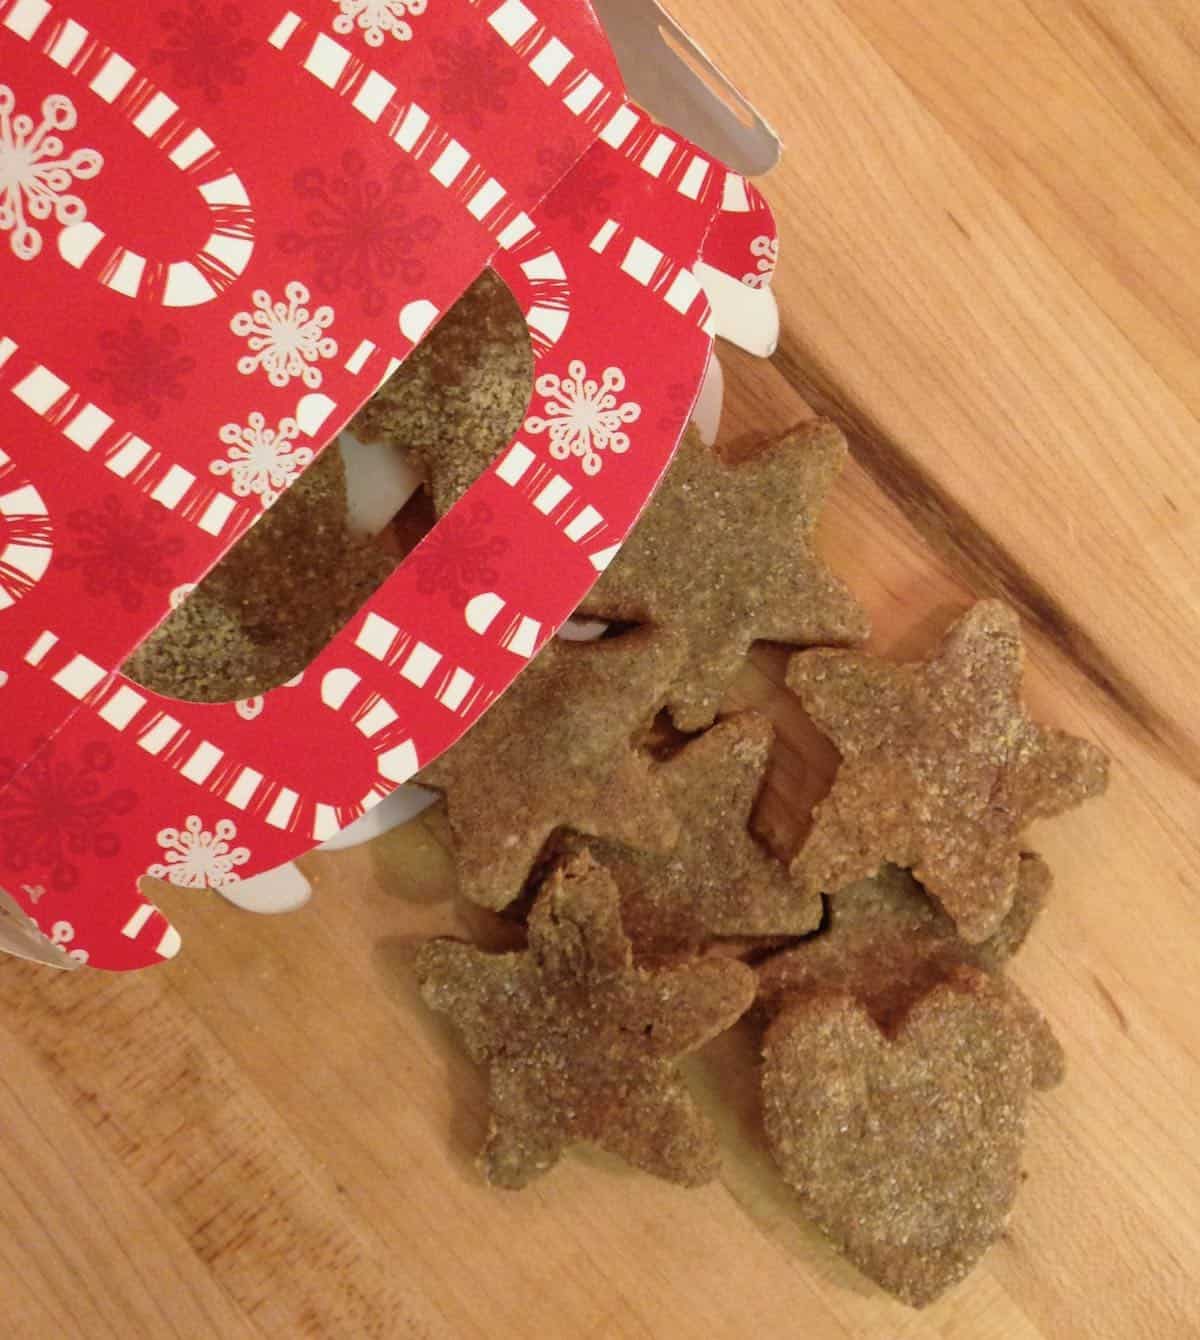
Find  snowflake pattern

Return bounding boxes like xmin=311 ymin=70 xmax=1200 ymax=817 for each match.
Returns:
xmin=49 ymin=920 xmax=89 ymax=965
xmin=0 ymin=740 xmax=136 ymax=893
xmin=146 ymin=815 xmax=250 ymax=889
xmin=0 ymin=84 xmax=103 ymax=262
xmin=60 ymin=495 xmax=185 ymax=612
xmin=742 ymin=234 xmax=779 ymax=290
xmin=656 ymin=380 xmax=695 ymax=433
xmin=150 ymin=1 xmax=256 ymax=104
xmin=538 ymin=142 xmax=618 ymax=234
xmin=231 ymin=282 xmax=337 ymax=389
xmin=422 ymin=29 xmax=517 ymax=133
xmin=279 ymin=150 xmax=442 ymax=317
xmin=210 ymin=411 xmax=313 ymax=508
xmin=524 ymin=360 xmax=641 ymax=476
xmin=408 ymin=500 xmax=509 ymax=607
xmin=332 ymin=0 xmax=426 ymax=46
xmin=90 ymin=319 xmax=195 ymax=419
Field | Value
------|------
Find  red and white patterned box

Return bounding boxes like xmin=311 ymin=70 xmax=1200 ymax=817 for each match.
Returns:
xmin=0 ymin=0 xmax=779 ymax=970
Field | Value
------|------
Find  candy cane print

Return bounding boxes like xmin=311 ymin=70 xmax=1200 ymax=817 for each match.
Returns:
xmin=698 ymin=172 xmax=779 ymax=289
xmin=3 ymin=0 xmax=255 ymax=304
xmin=577 ymin=93 xmax=780 ymax=348
xmin=512 ymin=91 xmax=779 ymax=352
xmin=694 ymin=174 xmax=780 ymax=356
xmin=0 ymin=446 xmax=53 ymax=611
xmin=0 ymin=97 xmax=732 ymax=970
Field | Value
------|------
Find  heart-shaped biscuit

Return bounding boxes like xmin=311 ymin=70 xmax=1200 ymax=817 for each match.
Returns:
xmin=762 ymin=972 xmax=1033 ymax=1307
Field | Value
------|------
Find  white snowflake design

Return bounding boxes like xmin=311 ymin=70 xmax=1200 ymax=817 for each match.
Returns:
xmin=147 ymin=815 xmax=251 ymax=890
xmin=210 ymin=411 xmax=313 ymax=508
xmin=524 ymin=360 xmax=641 ymax=477
xmin=49 ymin=920 xmax=89 ymax=965
xmin=231 ymin=281 xmax=337 ymax=390
xmin=331 ymin=0 xmax=427 ymax=46
xmin=0 ymin=84 xmax=103 ymax=262
xmin=741 ymin=234 xmax=779 ymax=290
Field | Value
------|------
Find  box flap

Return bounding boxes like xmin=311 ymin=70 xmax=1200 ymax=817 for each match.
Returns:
xmin=592 ymin=0 xmax=781 ymax=354
xmin=590 ymin=0 xmax=780 ymax=178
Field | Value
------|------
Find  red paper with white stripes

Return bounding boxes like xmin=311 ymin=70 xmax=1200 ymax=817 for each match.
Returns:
xmin=0 ymin=0 xmax=778 ymax=970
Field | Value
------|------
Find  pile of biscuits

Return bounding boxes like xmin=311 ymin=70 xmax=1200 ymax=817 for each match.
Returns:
xmin=384 ymin=277 xmax=1109 ymax=1308
xmin=141 ymin=274 xmax=1110 ymax=1308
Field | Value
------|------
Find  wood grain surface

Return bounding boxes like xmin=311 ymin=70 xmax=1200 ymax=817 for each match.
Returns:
xmin=2 ymin=2 xmax=1198 ymax=1336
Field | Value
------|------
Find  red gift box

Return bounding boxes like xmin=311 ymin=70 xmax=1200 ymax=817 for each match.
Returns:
xmin=0 ymin=0 xmax=779 ymax=970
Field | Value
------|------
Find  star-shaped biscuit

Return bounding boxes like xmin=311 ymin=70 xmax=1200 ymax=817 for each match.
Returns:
xmin=416 ymin=854 xmax=757 ymax=1188
xmin=419 ymin=630 xmax=686 ymax=910
xmin=554 ymin=714 xmax=822 ymax=962
xmin=788 ymin=600 xmax=1109 ymax=941
xmin=762 ymin=970 xmax=1033 ymax=1307
xmin=349 ymin=271 xmax=531 ymax=515
xmin=579 ymin=424 xmax=869 ymax=730
xmin=756 ymin=856 xmax=1064 ymax=1089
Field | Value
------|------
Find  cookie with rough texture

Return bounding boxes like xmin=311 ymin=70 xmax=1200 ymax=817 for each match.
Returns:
xmin=553 ymin=714 xmax=822 ymax=963
xmin=416 ymin=854 xmax=757 ymax=1188
xmin=762 ymin=972 xmax=1034 ymax=1308
xmin=419 ymin=630 xmax=686 ymax=910
xmin=756 ymin=857 xmax=1064 ymax=1088
xmin=125 ymin=445 xmax=394 ymax=703
xmin=348 ymin=270 xmax=532 ymax=515
xmin=788 ymin=600 xmax=1109 ymax=942
xmin=580 ymin=423 xmax=869 ymax=730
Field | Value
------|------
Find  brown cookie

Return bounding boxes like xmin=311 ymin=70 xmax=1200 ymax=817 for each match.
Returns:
xmin=762 ymin=971 xmax=1034 ymax=1307
xmin=419 ymin=629 xmax=686 ymax=910
xmin=554 ymin=714 xmax=822 ymax=963
xmin=416 ymin=853 xmax=757 ymax=1188
xmin=125 ymin=445 xmax=394 ymax=703
xmin=788 ymin=600 xmax=1109 ymax=942
xmin=756 ymin=856 xmax=1064 ymax=1088
xmin=348 ymin=270 xmax=532 ymax=515
xmin=579 ymin=423 xmax=869 ymax=730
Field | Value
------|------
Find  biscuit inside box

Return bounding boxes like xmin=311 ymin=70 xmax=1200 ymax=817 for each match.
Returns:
xmin=125 ymin=271 xmax=534 ymax=705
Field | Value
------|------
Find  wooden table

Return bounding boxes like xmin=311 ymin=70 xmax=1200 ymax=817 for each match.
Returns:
xmin=2 ymin=2 xmax=1197 ymax=1336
